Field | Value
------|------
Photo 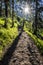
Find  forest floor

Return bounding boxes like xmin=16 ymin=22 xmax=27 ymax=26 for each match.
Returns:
xmin=0 ymin=31 xmax=43 ymax=65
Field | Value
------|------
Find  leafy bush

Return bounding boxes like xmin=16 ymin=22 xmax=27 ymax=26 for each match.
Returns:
xmin=24 ymin=27 xmax=43 ymax=54
xmin=0 ymin=18 xmax=18 ymax=59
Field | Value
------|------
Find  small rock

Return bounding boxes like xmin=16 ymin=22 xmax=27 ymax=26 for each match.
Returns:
xmin=13 ymin=58 xmax=17 ymax=62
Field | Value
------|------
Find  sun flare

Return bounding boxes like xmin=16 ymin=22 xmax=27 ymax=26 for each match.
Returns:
xmin=24 ymin=5 xmax=30 ymax=14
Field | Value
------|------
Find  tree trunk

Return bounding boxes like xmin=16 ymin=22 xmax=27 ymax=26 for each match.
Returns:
xmin=4 ymin=1 xmax=8 ymax=28
xmin=22 ymin=20 xmax=25 ymax=31
xmin=11 ymin=0 xmax=14 ymax=28
xmin=0 ymin=0 xmax=2 ymax=17
xmin=33 ymin=0 xmax=38 ymax=35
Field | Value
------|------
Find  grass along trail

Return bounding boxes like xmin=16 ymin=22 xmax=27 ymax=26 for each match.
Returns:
xmin=0 ymin=31 xmax=43 ymax=65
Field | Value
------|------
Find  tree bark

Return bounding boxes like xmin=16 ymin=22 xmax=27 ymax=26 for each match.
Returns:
xmin=0 ymin=0 xmax=2 ymax=17
xmin=4 ymin=0 xmax=8 ymax=28
xmin=11 ymin=0 xmax=14 ymax=27
xmin=33 ymin=0 xmax=38 ymax=35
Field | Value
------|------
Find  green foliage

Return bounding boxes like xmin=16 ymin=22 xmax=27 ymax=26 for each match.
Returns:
xmin=24 ymin=23 xmax=43 ymax=54
xmin=0 ymin=18 xmax=4 ymax=25
xmin=0 ymin=18 xmax=18 ymax=59
xmin=0 ymin=14 xmax=43 ymax=59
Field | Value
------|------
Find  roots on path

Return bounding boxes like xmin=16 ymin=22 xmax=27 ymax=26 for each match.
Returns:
xmin=0 ymin=32 xmax=43 ymax=65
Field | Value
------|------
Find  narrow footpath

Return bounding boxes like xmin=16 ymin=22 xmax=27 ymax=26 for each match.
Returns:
xmin=0 ymin=32 xmax=43 ymax=65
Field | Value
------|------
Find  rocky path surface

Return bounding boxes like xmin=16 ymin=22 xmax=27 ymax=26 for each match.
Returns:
xmin=0 ymin=32 xmax=43 ymax=65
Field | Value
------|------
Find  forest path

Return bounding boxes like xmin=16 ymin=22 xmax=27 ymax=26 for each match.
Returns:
xmin=0 ymin=31 xmax=43 ymax=65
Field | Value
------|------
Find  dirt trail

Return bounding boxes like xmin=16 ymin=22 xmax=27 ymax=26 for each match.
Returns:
xmin=0 ymin=32 xmax=43 ymax=65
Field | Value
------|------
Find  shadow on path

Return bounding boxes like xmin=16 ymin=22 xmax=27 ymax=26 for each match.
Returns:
xmin=0 ymin=32 xmax=22 ymax=65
